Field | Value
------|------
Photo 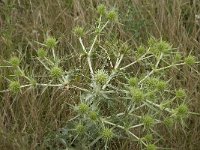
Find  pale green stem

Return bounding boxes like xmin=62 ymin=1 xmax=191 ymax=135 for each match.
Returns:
xmin=145 ymin=100 xmax=172 ymax=113
xmin=120 ymin=49 xmax=152 ymax=70
xmin=102 ymin=54 xmax=124 ymax=90
xmin=155 ymin=62 xmax=185 ymax=71
xmin=101 ymin=119 xmax=147 ymax=146
xmin=37 ymin=58 xmax=50 ymax=71
xmin=0 ymin=66 xmax=12 ymax=68
xmin=52 ymin=48 xmax=56 ymax=61
xmin=155 ymin=53 xmax=163 ymax=68
xmin=88 ymin=21 xmax=109 ymax=55
xmin=138 ymin=70 xmax=154 ymax=84
xmin=139 ymin=53 xmax=163 ymax=84
xmin=129 ymin=123 xmax=143 ymax=129
xmin=79 ymin=37 xmax=87 ymax=54
xmin=45 ymin=57 xmax=54 ymax=66
xmin=87 ymin=21 xmax=110 ymax=78
xmin=87 ymin=55 xmax=94 ymax=76
xmin=17 ymin=67 xmax=33 ymax=82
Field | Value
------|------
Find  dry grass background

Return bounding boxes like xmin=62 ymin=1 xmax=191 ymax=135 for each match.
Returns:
xmin=0 ymin=0 xmax=200 ymax=149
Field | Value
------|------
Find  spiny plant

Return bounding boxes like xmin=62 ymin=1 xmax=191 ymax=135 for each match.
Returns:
xmin=1 ymin=4 xmax=199 ymax=150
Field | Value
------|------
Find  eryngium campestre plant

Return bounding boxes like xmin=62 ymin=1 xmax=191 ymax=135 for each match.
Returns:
xmin=1 ymin=4 xmax=199 ymax=150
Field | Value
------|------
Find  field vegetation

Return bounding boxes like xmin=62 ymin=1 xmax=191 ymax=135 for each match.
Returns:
xmin=0 ymin=0 xmax=200 ymax=150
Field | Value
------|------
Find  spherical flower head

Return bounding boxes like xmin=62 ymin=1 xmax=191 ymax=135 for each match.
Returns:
xmin=97 ymin=4 xmax=106 ymax=16
xmin=45 ymin=37 xmax=57 ymax=49
xmin=148 ymin=38 xmax=171 ymax=55
xmin=37 ymin=48 xmax=47 ymax=58
xmin=9 ymin=56 xmax=20 ymax=68
xmin=95 ymin=28 xmax=101 ymax=35
xmin=75 ymin=123 xmax=85 ymax=135
xmin=156 ymin=40 xmax=171 ymax=53
xmin=78 ymin=103 xmax=89 ymax=114
xmin=184 ymin=55 xmax=196 ymax=65
xmin=101 ymin=128 xmax=114 ymax=141
xmin=174 ymin=104 xmax=189 ymax=119
xmin=143 ymin=134 xmax=153 ymax=143
xmin=163 ymin=117 xmax=174 ymax=127
xmin=146 ymin=91 xmax=156 ymax=101
xmin=88 ymin=111 xmax=98 ymax=121
xmin=14 ymin=69 xmax=24 ymax=77
xmin=94 ymin=70 xmax=109 ymax=85
xmin=9 ymin=81 xmax=21 ymax=93
xmin=175 ymin=89 xmax=186 ymax=99
xmin=136 ymin=45 xmax=146 ymax=58
xmin=156 ymin=80 xmax=167 ymax=91
xmin=73 ymin=26 xmax=85 ymax=37
xmin=142 ymin=115 xmax=155 ymax=128
xmin=146 ymin=144 xmax=157 ymax=150
xmin=50 ymin=67 xmax=63 ymax=79
xmin=130 ymin=87 xmax=144 ymax=103
xmin=120 ymin=42 xmax=130 ymax=54
xmin=174 ymin=53 xmax=182 ymax=62
xmin=107 ymin=10 xmax=118 ymax=22
xmin=146 ymin=78 xmax=167 ymax=91
xmin=145 ymin=77 xmax=159 ymax=89
xmin=128 ymin=77 xmax=138 ymax=87
xmin=148 ymin=37 xmax=157 ymax=47
xmin=30 ymin=78 xmax=37 ymax=87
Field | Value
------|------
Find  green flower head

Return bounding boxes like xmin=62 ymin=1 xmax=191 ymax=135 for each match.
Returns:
xmin=143 ymin=134 xmax=153 ymax=143
xmin=174 ymin=104 xmax=189 ymax=119
xmin=184 ymin=55 xmax=196 ymax=65
xmin=94 ymin=70 xmax=109 ymax=85
xmin=78 ymin=103 xmax=90 ymax=114
xmin=156 ymin=40 xmax=171 ymax=53
xmin=101 ymin=128 xmax=114 ymax=141
xmin=9 ymin=81 xmax=21 ymax=93
xmin=146 ymin=77 xmax=167 ymax=91
xmin=9 ymin=56 xmax=20 ymax=68
xmin=45 ymin=37 xmax=57 ymax=49
xmin=136 ymin=45 xmax=146 ymax=58
xmin=73 ymin=26 xmax=85 ymax=37
xmin=88 ymin=111 xmax=98 ymax=121
xmin=37 ymin=48 xmax=47 ymax=58
xmin=146 ymin=144 xmax=157 ymax=150
xmin=128 ymin=77 xmax=138 ymax=87
xmin=97 ymin=4 xmax=106 ymax=16
xmin=142 ymin=115 xmax=155 ymax=128
xmin=75 ymin=123 xmax=85 ymax=135
xmin=148 ymin=38 xmax=172 ymax=55
xmin=156 ymin=80 xmax=167 ymax=91
xmin=175 ymin=88 xmax=186 ymax=99
xmin=163 ymin=117 xmax=174 ymax=127
xmin=107 ymin=10 xmax=118 ymax=21
xmin=174 ymin=53 xmax=182 ymax=62
xmin=130 ymin=87 xmax=144 ymax=103
xmin=50 ymin=67 xmax=63 ymax=79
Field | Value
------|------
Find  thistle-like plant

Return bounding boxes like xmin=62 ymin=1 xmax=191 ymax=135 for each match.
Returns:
xmin=1 ymin=4 xmax=199 ymax=150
